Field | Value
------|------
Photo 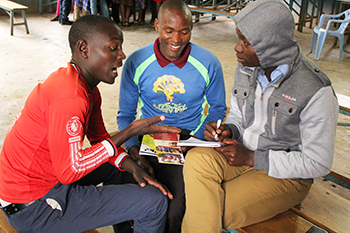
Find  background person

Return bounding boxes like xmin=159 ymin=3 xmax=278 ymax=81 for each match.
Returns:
xmin=90 ymin=0 xmax=110 ymax=18
xmin=59 ymin=0 xmax=73 ymax=25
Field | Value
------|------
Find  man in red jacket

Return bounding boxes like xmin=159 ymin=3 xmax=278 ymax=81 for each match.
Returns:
xmin=0 ymin=15 xmax=180 ymax=233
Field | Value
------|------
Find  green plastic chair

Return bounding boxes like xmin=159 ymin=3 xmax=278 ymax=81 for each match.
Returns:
xmin=310 ymin=8 xmax=350 ymax=60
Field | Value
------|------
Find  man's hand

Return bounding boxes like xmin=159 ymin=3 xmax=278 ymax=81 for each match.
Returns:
xmin=130 ymin=115 xmax=181 ymax=136
xmin=110 ymin=115 xmax=181 ymax=147
xmin=204 ymin=122 xmax=232 ymax=142
xmin=129 ymin=145 xmax=155 ymax=179
xmin=120 ymin=157 xmax=173 ymax=199
xmin=215 ymin=138 xmax=254 ymax=167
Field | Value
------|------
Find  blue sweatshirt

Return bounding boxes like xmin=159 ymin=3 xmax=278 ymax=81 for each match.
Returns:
xmin=117 ymin=39 xmax=226 ymax=151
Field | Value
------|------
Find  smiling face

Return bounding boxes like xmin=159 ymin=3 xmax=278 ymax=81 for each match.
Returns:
xmin=76 ymin=22 xmax=126 ymax=89
xmin=155 ymin=8 xmax=192 ymax=62
xmin=234 ymin=28 xmax=259 ymax=67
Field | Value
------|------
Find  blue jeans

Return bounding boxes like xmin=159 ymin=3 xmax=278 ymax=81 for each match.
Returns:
xmin=90 ymin=0 xmax=110 ymax=18
xmin=4 ymin=163 xmax=168 ymax=233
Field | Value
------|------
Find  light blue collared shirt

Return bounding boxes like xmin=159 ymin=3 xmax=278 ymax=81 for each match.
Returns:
xmin=246 ymin=64 xmax=289 ymax=91
xmin=257 ymin=64 xmax=289 ymax=91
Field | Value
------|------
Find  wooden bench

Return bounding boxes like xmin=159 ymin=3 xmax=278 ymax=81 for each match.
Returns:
xmin=188 ymin=5 xmax=236 ymax=23
xmin=0 ymin=210 xmax=17 ymax=233
xmin=0 ymin=0 xmax=29 ymax=36
xmin=336 ymin=93 xmax=350 ymax=126
xmin=234 ymin=177 xmax=350 ymax=233
xmin=1 ymin=210 xmax=100 ymax=233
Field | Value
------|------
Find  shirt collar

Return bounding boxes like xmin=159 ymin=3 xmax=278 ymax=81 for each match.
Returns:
xmin=153 ymin=37 xmax=191 ymax=69
xmin=246 ymin=64 xmax=288 ymax=91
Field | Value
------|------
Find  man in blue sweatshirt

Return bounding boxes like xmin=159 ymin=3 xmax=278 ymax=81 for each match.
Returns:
xmin=116 ymin=0 xmax=226 ymax=232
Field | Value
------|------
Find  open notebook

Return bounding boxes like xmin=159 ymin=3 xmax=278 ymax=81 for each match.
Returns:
xmin=177 ymin=137 xmax=221 ymax=147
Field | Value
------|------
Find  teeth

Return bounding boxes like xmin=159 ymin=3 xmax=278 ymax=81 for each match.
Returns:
xmin=112 ymin=69 xmax=117 ymax=74
xmin=170 ymin=45 xmax=180 ymax=49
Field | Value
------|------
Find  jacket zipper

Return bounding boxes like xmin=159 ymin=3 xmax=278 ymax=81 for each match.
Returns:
xmin=271 ymin=109 xmax=276 ymax=135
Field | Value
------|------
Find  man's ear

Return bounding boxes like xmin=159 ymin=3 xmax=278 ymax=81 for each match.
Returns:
xmin=77 ymin=39 xmax=88 ymax=58
xmin=154 ymin=19 xmax=159 ymax=32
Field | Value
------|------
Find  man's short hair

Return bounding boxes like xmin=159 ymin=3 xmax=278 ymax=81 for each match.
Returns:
xmin=68 ymin=15 xmax=118 ymax=53
xmin=159 ymin=0 xmax=193 ymax=29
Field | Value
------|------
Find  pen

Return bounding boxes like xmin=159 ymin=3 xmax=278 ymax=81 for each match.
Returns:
xmin=214 ymin=119 xmax=222 ymax=139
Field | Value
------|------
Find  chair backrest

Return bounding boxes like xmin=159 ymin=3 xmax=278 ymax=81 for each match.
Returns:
xmin=338 ymin=9 xmax=350 ymax=33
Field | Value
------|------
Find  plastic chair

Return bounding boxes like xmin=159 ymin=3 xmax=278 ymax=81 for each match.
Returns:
xmin=310 ymin=8 xmax=350 ymax=60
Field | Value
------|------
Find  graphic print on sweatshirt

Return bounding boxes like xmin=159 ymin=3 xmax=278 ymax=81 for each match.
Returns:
xmin=152 ymin=74 xmax=187 ymax=114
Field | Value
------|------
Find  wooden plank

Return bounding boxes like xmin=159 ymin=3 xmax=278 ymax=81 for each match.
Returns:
xmin=0 ymin=210 xmax=99 ymax=233
xmin=0 ymin=0 xmax=28 ymax=10
xmin=236 ymin=210 xmax=315 ymax=233
xmin=291 ymin=183 xmax=350 ymax=233
xmin=0 ymin=210 xmax=18 ymax=233
xmin=330 ymin=148 xmax=350 ymax=184
xmin=337 ymin=93 xmax=350 ymax=113
xmin=314 ymin=177 xmax=350 ymax=200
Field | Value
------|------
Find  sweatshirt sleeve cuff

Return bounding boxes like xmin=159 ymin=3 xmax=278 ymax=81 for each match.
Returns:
xmin=226 ymin=123 xmax=240 ymax=140
xmin=108 ymin=147 xmax=132 ymax=171
xmin=254 ymin=150 xmax=269 ymax=173
xmin=102 ymin=139 xmax=117 ymax=157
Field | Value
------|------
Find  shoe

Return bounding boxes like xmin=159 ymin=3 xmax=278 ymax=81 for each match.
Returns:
xmin=122 ymin=21 xmax=130 ymax=27
xmin=50 ymin=15 xmax=59 ymax=22
xmin=149 ymin=21 xmax=155 ymax=28
xmin=134 ymin=20 xmax=144 ymax=26
xmin=61 ymin=20 xmax=73 ymax=25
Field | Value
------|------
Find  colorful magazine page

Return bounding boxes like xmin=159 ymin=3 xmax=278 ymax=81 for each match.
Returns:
xmin=139 ymin=134 xmax=156 ymax=156
xmin=153 ymin=133 xmax=185 ymax=165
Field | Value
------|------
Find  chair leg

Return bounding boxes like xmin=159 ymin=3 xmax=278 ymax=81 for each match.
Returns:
xmin=10 ymin=10 xmax=14 ymax=36
xmin=22 ymin=10 xmax=29 ymax=34
xmin=39 ymin=0 xmax=43 ymax=14
xmin=339 ymin=34 xmax=344 ymax=60
xmin=311 ymin=31 xmax=317 ymax=53
xmin=315 ymin=31 xmax=326 ymax=60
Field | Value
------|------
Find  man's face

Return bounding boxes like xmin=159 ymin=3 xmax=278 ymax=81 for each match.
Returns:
xmin=85 ymin=23 xmax=126 ymax=85
xmin=234 ymin=28 xmax=259 ymax=67
xmin=155 ymin=9 xmax=192 ymax=62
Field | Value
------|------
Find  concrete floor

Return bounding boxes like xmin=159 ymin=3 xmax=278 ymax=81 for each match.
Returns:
xmin=0 ymin=11 xmax=349 ymax=233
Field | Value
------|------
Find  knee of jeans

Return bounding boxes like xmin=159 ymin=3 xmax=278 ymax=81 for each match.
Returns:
xmin=144 ymin=186 xmax=168 ymax=212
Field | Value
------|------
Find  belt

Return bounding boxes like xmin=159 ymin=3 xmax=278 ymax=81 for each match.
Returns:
xmin=2 ymin=201 xmax=35 ymax=215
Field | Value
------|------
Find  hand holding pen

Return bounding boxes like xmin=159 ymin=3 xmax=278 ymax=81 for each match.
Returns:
xmin=204 ymin=120 xmax=233 ymax=142
xmin=214 ymin=119 xmax=222 ymax=139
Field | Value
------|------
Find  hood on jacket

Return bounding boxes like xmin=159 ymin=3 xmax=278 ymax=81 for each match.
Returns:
xmin=233 ymin=0 xmax=299 ymax=69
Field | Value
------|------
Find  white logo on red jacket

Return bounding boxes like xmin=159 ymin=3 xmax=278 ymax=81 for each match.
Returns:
xmin=66 ymin=116 xmax=82 ymax=136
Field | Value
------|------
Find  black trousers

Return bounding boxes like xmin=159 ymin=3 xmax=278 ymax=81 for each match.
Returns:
xmin=146 ymin=156 xmax=185 ymax=233
xmin=119 ymin=156 xmax=185 ymax=233
xmin=59 ymin=0 xmax=72 ymax=23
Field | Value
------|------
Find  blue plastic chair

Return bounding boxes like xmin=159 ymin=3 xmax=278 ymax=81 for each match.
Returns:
xmin=310 ymin=8 xmax=350 ymax=60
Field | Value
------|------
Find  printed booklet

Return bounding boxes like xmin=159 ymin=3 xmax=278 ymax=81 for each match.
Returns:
xmin=140 ymin=133 xmax=185 ymax=165
xmin=139 ymin=133 xmax=222 ymax=165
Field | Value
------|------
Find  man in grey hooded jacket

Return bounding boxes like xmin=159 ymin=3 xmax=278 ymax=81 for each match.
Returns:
xmin=181 ymin=0 xmax=339 ymax=232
